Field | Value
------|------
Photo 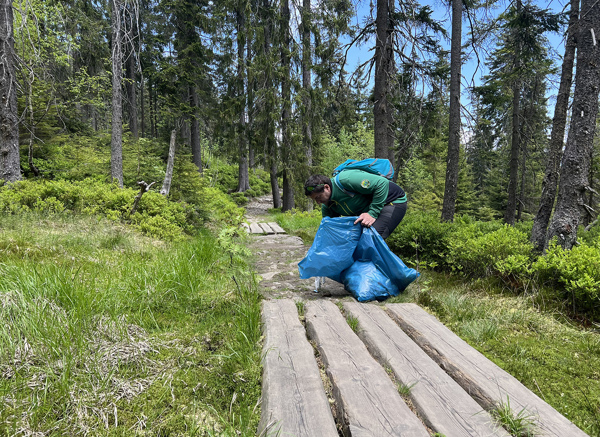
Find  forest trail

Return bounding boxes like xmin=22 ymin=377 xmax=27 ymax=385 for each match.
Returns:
xmin=244 ymin=196 xmax=588 ymax=437
xmin=245 ymin=195 xmax=347 ymax=301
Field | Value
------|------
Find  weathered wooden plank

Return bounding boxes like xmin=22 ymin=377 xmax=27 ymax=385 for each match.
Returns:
xmin=343 ymin=302 xmax=508 ymax=437
xmin=259 ymin=222 xmax=275 ymax=234
xmin=305 ymin=300 xmax=429 ymax=437
xmin=259 ymin=299 xmax=338 ymax=437
xmin=249 ymin=223 xmax=263 ymax=234
xmin=267 ymin=222 xmax=286 ymax=234
xmin=387 ymin=303 xmax=588 ymax=437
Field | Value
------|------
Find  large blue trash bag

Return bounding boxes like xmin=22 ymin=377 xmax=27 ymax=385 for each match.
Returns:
xmin=341 ymin=226 xmax=419 ymax=301
xmin=340 ymin=260 xmax=399 ymax=302
xmin=298 ymin=217 xmax=361 ymax=282
xmin=298 ymin=217 xmax=419 ymax=301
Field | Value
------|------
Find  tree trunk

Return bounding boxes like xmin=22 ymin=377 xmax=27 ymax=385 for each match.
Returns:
xmin=247 ymin=2 xmax=255 ymax=170
xmin=140 ymin=72 xmax=145 ymax=138
xmin=374 ymin=0 xmax=395 ymax=159
xmin=302 ymin=0 xmax=313 ymax=211
xmin=236 ymin=5 xmax=250 ymax=192
xmin=546 ymin=0 xmax=600 ymax=249
xmin=0 ymin=0 xmax=20 ymax=182
xmin=281 ymin=0 xmax=294 ymax=211
xmin=27 ymin=82 xmax=40 ymax=177
xmin=504 ymin=0 xmax=523 ymax=225
xmin=160 ymin=130 xmax=177 ymax=197
xmin=268 ymin=136 xmax=281 ymax=208
xmin=125 ymin=44 xmax=138 ymax=139
xmin=441 ymin=0 xmax=462 ymax=222
xmin=111 ymin=0 xmax=124 ymax=188
xmin=530 ymin=0 xmax=579 ymax=250
xmin=517 ymin=142 xmax=527 ymax=221
xmin=190 ymin=85 xmax=202 ymax=173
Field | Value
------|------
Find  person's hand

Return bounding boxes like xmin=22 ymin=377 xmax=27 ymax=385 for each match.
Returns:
xmin=354 ymin=212 xmax=376 ymax=227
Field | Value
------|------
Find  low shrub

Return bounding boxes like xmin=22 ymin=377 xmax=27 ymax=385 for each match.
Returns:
xmin=534 ymin=240 xmax=600 ymax=314
xmin=0 ymin=178 xmax=244 ymax=240
xmin=386 ymin=212 xmax=454 ymax=269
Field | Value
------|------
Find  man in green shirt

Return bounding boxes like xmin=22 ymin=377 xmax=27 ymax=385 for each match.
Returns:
xmin=304 ymin=170 xmax=407 ymax=239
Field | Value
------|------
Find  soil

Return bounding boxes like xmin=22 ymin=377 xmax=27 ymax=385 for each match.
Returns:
xmin=245 ymin=195 xmax=348 ymax=301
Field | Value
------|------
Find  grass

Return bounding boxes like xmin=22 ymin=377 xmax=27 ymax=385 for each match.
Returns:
xmin=346 ymin=315 xmax=360 ymax=333
xmin=0 ymin=212 xmax=262 ymax=436
xmin=491 ymin=396 xmax=537 ymax=437
xmin=271 ymin=209 xmax=321 ymax=244
xmin=397 ymin=381 xmax=417 ymax=397
xmin=275 ymin=210 xmax=600 ymax=436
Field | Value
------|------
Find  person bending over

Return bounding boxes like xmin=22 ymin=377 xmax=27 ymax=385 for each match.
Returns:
xmin=304 ymin=170 xmax=407 ymax=240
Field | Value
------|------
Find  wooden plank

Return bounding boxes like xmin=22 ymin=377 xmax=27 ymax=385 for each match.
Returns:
xmin=249 ymin=223 xmax=263 ymax=234
xmin=387 ymin=303 xmax=588 ymax=437
xmin=343 ymin=302 xmax=509 ymax=437
xmin=305 ymin=300 xmax=429 ymax=437
xmin=267 ymin=222 xmax=286 ymax=234
xmin=259 ymin=299 xmax=338 ymax=437
xmin=259 ymin=222 xmax=275 ymax=234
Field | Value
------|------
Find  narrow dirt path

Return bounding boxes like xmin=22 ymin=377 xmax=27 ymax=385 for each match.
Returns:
xmin=245 ymin=195 xmax=347 ymax=300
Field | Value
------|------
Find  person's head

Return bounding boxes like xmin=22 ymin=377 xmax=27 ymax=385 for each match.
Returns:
xmin=304 ymin=175 xmax=332 ymax=205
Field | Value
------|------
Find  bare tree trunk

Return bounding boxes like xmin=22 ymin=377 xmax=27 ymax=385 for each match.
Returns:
xmin=374 ymin=0 xmax=395 ymax=159
xmin=531 ymin=0 xmax=579 ymax=250
xmin=160 ymin=130 xmax=177 ymax=197
xmin=190 ymin=86 xmax=202 ymax=173
xmin=0 ymin=0 xmax=20 ymax=182
xmin=281 ymin=0 xmax=294 ymax=211
xmin=125 ymin=45 xmax=138 ymax=139
xmin=301 ymin=0 xmax=313 ymax=211
xmin=27 ymin=82 xmax=39 ymax=177
xmin=237 ymin=4 xmax=250 ymax=192
xmin=517 ymin=143 xmax=527 ymax=221
xmin=140 ymin=72 xmax=145 ymax=138
xmin=504 ymin=0 xmax=523 ymax=225
xmin=441 ymin=0 xmax=462 ymax=222
xmin=111 ymin=0 xmax=124 ymax=187
xmin=546 ymin=0 xmax=600 ymax=249
xmin=268 ymin=136 xmax=281 ymax=208
xmin=247 ymin=3 xmax=255 ymax=170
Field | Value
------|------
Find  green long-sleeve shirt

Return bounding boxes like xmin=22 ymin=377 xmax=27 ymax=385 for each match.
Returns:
xmin=321 ymin=170 xmax=390 ymax=219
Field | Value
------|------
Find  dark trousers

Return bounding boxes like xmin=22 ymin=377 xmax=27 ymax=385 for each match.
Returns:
xmin=373 ymin=202 xmax=407 ymax=240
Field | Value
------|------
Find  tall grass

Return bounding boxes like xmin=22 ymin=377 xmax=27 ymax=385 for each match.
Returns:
xmin=0 ymin=213 xmax=262 ymax=435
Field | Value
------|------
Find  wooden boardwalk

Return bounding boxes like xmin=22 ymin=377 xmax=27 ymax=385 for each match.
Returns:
xmin=259 ymin=299 xmax=589 ymax=437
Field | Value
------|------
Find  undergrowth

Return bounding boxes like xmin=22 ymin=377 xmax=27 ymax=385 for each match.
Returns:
xmin=0 ymin=213 xmax=262 ymax=436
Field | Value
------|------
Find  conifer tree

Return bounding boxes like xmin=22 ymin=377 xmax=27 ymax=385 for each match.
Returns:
xmin=546 ymin=0 xmax=600 ymax=249
xmin=0 ymin=0 xmax=20 ymax=182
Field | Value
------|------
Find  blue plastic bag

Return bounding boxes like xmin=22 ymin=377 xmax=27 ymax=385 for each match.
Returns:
xmin=341 ymin=260 xmax=399 ymax=302
xmin=298 ymin=217 xmax=361 ymax=283
xmin=298 ymin=217 xmax=419 ymax=301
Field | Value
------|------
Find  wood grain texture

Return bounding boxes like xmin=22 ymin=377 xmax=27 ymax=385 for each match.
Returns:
xmin=305 ymin=300 xmax=429 ymax=437
xmin=249 ymin=223 xmax=264 ymax=234
xmin=387 ymin=303 xmax=588 ymax=437
xmin=259 ymin=223 xmax=275 ymax=234
xmin=259 ymin=299 xmax=338 ymax=437
xmin=267 ymin=222 xmax=286 ymax=233
xmin=344 ymin=302 xmax=509 ymax=437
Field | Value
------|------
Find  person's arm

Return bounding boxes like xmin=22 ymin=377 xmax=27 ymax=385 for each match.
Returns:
xmin=340 ymin=171 xmax=389 ymax=218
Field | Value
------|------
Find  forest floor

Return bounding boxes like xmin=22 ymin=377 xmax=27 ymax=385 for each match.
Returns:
xmin=245 ymin=195 xmax=348 ymax=300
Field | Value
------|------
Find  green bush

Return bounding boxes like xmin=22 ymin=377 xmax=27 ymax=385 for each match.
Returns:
xmin=386 ymin=212 xmax=453 ymax=269
xmin=0 ymin=178 xmax=244 ymax=240
xmin=447 ymin=223 xmax=534 ymax=279
xmin=533 ymin=241 xmax=600 ymax=314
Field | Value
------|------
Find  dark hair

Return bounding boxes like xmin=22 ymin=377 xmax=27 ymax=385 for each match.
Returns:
xmin=304 ymin=175 xmax=331 ymax=196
